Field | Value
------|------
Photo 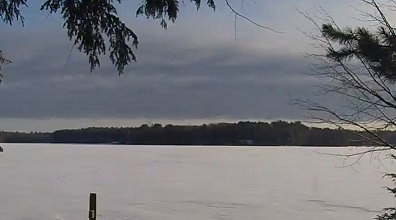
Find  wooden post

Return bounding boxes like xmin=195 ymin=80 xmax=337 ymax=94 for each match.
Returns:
xmin=89 ymin=193 xmax=97 ymax=220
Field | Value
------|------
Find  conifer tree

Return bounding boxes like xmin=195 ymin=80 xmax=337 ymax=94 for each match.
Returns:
xmin=301 ymin=1 xmax=396 ymax=219
xmin=0 ymin=0 xmax=216 ymax=74
xmin=376 ymin=169 xmax=396 ymax=220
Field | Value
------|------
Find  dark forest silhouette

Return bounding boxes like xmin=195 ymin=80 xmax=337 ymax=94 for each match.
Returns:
xmin=2 ymin=120 xmax=396 ymax=146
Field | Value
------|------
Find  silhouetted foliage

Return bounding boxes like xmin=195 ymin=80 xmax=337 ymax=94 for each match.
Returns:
xmin=137 ymin=0 xmax=215 ymax=29
xmin=322 ymin=23 xmax=396 ymax=81
xmin=3 ymin=121 xmax=396 ymax=146
xmin=376 ymin=171 xmax=396 ymax=220
xmin=0 ymin=0 xmax=216 ymax=74
xmin=0 ymin=131 xmax=51 ymax=143
xmin=301 ymin=1 xmax=396 ymax=219
xmin=0 ymin=50 xmax=11 ymax=82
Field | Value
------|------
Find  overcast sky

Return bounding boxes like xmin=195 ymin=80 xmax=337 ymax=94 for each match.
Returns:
xmin=0 ymin=0 xmax=377 ymax=132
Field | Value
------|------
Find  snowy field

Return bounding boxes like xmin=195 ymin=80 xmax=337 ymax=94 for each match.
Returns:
xmin=0 ymin=144 xmax=394 ymax=220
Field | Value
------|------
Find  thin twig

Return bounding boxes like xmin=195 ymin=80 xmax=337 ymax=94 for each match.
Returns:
xmin=224 ymin=0 xmax=284 ymax=33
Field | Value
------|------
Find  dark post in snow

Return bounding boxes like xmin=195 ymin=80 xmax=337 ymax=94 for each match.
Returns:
xmin=89 ymin=193 xmax=97 ymax=220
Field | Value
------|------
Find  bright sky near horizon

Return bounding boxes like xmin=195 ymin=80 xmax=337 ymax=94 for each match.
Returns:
xmin=0 ymin=0 xmax=380 ymax=132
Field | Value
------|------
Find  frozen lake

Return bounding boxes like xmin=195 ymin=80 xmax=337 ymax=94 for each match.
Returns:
xmin=0 ymin=144 xmax=395 ymax=220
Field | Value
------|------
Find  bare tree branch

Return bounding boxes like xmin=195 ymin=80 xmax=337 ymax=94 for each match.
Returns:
xmin=224 ymin=0 xmax=284 ymax=33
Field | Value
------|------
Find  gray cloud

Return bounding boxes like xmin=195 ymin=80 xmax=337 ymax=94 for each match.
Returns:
xmin=0 ymin=0 xmax=366 ymax=130
xmin=0 ymin=26 xmax=317 ymax=121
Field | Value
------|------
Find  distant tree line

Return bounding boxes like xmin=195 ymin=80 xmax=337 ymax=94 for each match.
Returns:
xmin=2 ymin=121 xmax=396 ymax=146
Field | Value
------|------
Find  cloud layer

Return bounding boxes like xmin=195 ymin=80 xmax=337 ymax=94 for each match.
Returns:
xmin=0 ymin=0 xmax=373 ymax=131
